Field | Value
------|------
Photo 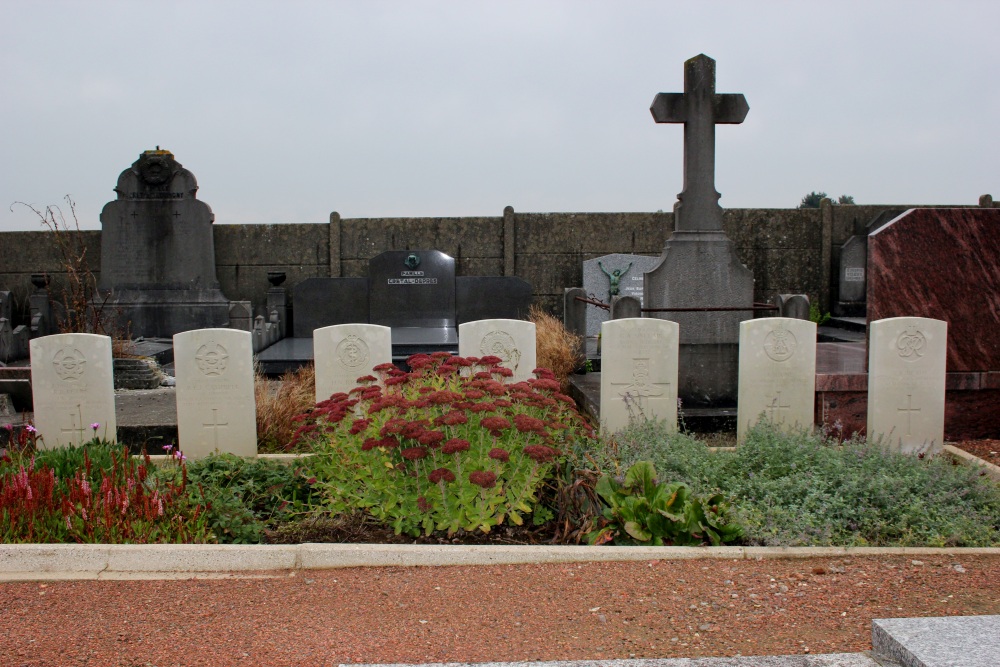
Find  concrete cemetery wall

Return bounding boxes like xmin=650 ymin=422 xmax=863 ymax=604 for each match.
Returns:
xmin=0 ymin=199 xmax=989 ymax=323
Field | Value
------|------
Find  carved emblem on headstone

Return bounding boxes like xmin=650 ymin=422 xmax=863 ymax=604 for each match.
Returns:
xmin=52 ymin=347 xmax=87 ymax=381
xmin=616 ymin=358 xmax=666 ymax=411
xmin=480 ymin=331 xmax=521 ymax=368
xmin=896 ymin=328 xmax=926 ymax=361
xmin=763 ymin=326 xmax=796 ymax=362
xmin=404 ymin=254 xmax=421 ymax=270
xmin=136 ymin=149 xmax=179 ymax=187
xmin=195 ymin=342 xmax=229 ymax=376
xmin=336 ymin=335 xmax=370 ymax=369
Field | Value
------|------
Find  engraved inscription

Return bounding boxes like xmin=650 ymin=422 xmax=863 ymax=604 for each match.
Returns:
xmin=844 ymin=267 xmax=864 ymax=282
xmin=195 ymin=342 xmax=229 ymax=376
xmin=336 ymin=335 xmax=370 ymax=369
xmin=52 ymin=347 xmax=87 ymax=382
xmin=896 ymin=328 xmax=926 ymax=361
xmin=387 ymin=278 xmax=438 ymax=285
xmin=763 ymin=327 xmax=797 ymax=362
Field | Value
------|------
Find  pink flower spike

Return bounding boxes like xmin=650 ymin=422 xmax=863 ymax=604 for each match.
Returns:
xmin=3 ymin=423 xmax=12 ymax=431
xmin=162 ymin=444 xmax=173 ymax=452
xmin=90 ymin=422 xmax=100 ymax=431
xmin=25 ymin=425 xmax=37 ymax=433
xmin=174 ymin=451 xmax=187 ymax=461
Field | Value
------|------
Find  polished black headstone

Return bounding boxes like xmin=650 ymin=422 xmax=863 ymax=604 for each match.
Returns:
xmin=369 ymin=250 xmax=457 ymax=348
xmin=456 ymin=276 xmax=532 ymax=324
xmin=291 ymin=277 xmax=369 ymax=337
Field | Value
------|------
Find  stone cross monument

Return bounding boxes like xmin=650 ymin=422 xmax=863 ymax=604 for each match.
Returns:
xmin=99 ymin=149 xmax=232 ymax=338
xmin=643 ymin=55 xmax=755 ymax=407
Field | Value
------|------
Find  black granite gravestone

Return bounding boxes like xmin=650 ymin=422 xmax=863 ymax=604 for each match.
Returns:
xmin=98 ymin=149 xmax=231 ymax=337
xmin=369 ymin=250 xmax=458 ymax=353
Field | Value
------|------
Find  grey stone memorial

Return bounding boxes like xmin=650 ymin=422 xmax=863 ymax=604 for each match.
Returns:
xmin=98 ymin=149 xmax=231 ymax=338
xmin=610 ymin=295 xmax=642 ymax=319
xmin=837 ymin=235 xmax=867 ymax=312
xmin=775 ymin=294 xmax=810 ymax=320
xmin=582 ymin=254 xmax=659 ymax=336
xmin=369 ymin=250 xmax=458 ymax=355
xmin=644 ymin=54 xmax=754 ymax=407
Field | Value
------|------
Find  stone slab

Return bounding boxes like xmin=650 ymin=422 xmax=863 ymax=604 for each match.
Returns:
xmin=867 ymin=317 xmax=947 ymax=454
xmin=600 ymin=318 xmax=679 ymax=435
xmin=174 ymin=328 xmax=256 ymax=458
xmin=456 ymin=276 xmax=533 ymax=324
xmin=737 ymin=318 xmax=817 ymax=442
xmin=582 ymin=253 xmax=659 ymax=336
xmin=291 ymin=277 xmax=369 ymax=337
xmin=458 ymin=319 xmax=537 ymax=382
xmin=29 ymin=333 xmax=117 ymax=447
xmin=868 ymin=208 xmax=1000 ymax=372
xmin=872 ymin=615 xmax=1000 ymax=667
xmin=314 ymin=324 xmax=392 ymax=402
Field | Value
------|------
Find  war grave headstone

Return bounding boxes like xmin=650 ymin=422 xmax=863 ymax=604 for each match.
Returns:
xmin=29 ymin=333 xmax=117 ymax=448
xmin=737 ymin=318 xmax=817 ymax=442
xmin=99 ymin=149 xmax=231 ymax=338
xmin=644 ymin=54 xmax=754 ymax=407
xmin=458 ymin=319 xmax=537 ymax=383
xmin=600 ymin=318 xmax=679 ymax=435
xmin=314 ymin=324 xmax=392 ymax=403
xmin=582 ymin=254 xmax=659 ymax=336
xmin=174 ymin=328 xmax=256 ymax=459
xmin=867 ymin=317 xmax=947 ymax=455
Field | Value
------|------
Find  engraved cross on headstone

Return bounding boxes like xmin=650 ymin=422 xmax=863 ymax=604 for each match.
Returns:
xmin=650 ymin=54 xmax=749 ymax=233
xmin=767 ymin=392 xmax=792 ymax=423
xmin=60 ymin=408 xmax=88 ymax=445
xmin=897 ymin=394 xmax=921 ymax=436
xmin=203 ymin=408 xmax=229 ymax=449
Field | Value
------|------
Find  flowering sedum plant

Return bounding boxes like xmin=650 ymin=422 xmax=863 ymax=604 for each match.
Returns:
xmin=294 ymin=352 xmax=596 ymax=537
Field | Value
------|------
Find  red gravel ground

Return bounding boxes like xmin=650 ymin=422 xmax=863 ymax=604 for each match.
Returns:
xmin=3 ymin=554 xmax=999 ymax=666
xmin=951 ymin=439 xmax=1000 ymax=464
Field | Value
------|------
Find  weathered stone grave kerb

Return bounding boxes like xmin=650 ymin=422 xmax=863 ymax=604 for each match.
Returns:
xmin=99 ymin=149 xmax=232 ymax=338
xmin=29 ymin=333 xmax=117 ymax=448
xmin=600 ymin=318 xmax=679 ymax=435
xmin=737 ymin=318 xmax=817 ymax=442
xmin=314 ymin=323 xmax=392 ymax=403
xmin=174 ymin=328 xmax=257 ymax=459
xmin=645 ymin=54 xmax=754 ymax=407
xmin=458 ymin=319 xmax=537 ymax=383
xmin=582 ymin=254 xmax=659 ymax=336
xmin=867 ymin=317 xmax=947 ymax=455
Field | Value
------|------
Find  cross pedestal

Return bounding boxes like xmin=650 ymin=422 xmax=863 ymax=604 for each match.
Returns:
xmin=643 ymin=54 xmax=754 ymax=407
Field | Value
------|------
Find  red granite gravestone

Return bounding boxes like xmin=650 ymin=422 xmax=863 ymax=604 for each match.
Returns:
xmin=867 ymin=208 xmax=1000 ymax=373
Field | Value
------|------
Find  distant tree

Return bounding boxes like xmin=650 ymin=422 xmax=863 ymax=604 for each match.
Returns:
xmin=798 ymin=191 xmax=856 ymax=208
xmin=799 ymin=191 xmax=827 ymax=209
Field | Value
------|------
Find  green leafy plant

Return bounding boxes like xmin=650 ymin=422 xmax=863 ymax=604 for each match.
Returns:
xmin=586 ymin=460 xmax=742 ymax=546
xmin=294 ymin=352 xmax=595 ymax=537
xmin=808 ymin=302 xmax=831 ymax=326
xmin=177 ymin=452 xmax=320 ymax=544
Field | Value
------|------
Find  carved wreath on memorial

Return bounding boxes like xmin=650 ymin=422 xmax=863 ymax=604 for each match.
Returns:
xmin=136 ymin=151 xmax=178 ymax=186
xmin=52 ymin=348 xmax=86 ymax=382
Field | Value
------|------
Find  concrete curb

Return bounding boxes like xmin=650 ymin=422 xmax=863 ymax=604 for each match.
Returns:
xmin=1 ymin=543 xmax=998 ymax=581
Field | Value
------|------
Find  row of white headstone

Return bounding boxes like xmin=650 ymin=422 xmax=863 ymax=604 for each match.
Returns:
xmin=28 ymin=319 xmax=538 ymax=458
xmin=600 ymin=316 xmax=947 ymax=455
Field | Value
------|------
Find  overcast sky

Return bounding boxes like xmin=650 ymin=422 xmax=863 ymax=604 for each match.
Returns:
xmin=2 ymin=1 xmax=997 ymax=232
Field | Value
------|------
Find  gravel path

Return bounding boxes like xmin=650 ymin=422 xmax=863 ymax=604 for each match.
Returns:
xmin=3 ymin=554 xmax=999 ymax=666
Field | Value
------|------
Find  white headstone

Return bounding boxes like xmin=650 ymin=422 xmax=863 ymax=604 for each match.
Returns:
xmin=29 ymin=333 xmax=117 ymax=448
xmin=174 ymin=328 xmax=257 ymax=459
xmin=867 ymin=317 xmax=947 ymax=455
xmin=458 ymin=319 xmax=537 ymax=383
xmin=314 ymin=323 xmax=392 ymax=402
xmin=600 ymin=318 xmax=679 ymax=435
xmin=737 ymin=317 xmax=817 ymax=442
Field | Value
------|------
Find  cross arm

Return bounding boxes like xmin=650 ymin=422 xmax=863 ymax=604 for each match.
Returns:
xmin=650 ymin=92 xmax=749 ymax=124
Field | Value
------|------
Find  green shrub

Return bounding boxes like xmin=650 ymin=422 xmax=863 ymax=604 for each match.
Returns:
xmin=295 ymin=352 xmax=596 ymax=537
xmin=586 ymin=460 xmax=742 ymax=546
xmin=614 ymin=420 xmax=1000 ymax=547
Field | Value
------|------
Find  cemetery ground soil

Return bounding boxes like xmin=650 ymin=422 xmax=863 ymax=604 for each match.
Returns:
xmin=3 ymin=555 xmax=1000 ymax=666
